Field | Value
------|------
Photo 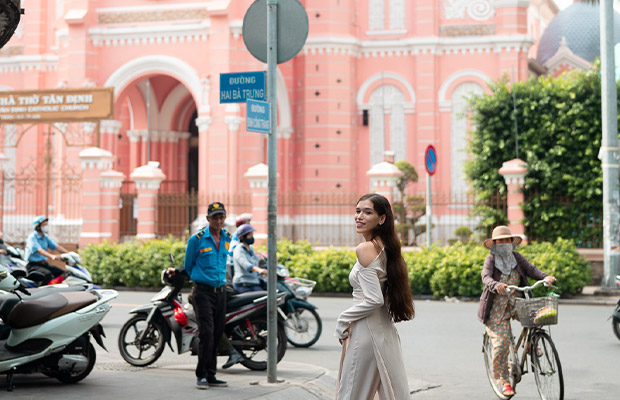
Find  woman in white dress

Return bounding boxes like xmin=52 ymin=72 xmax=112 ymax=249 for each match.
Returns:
xmin=335 ymin=193 xmax=415 ymax=400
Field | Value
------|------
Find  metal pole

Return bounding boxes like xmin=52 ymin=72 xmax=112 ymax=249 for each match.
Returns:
xmin=426 ymin=172 xmax=431 ymax=246
xmin=146 ymin=79 xmax=151 ymax=162
xmin=600 ymin=0 xmax=620 ymax=289
xmin=266 ymin=0 xmax=278 ymax=383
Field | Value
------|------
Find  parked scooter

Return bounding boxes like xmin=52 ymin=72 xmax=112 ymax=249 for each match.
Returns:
xmin=3 ymin=250 xmax=96 ymax=289
xmin=612 ymin=275 xmax=620 ymax=341
xmin=117 ymin=253 xmax=287 ymax=371
xmin=0 ymin=265 xmax=117 ymax=391
xmin=274 ymin=264 xmax=322 ymax=348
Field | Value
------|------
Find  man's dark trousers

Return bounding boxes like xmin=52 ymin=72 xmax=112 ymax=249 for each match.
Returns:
xmin=192 ymin=285 xmax=226 ymax=379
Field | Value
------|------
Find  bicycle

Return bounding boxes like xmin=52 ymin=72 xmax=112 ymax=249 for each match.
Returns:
xmin=482 ymin=279 xmax=564 ymax=400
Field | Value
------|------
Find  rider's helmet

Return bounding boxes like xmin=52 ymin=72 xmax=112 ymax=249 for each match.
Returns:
xmin=32 ymin=215 xmax=48 ymax=229
xmin=235 ymin=213 xmax=252 ymax=227
xmin=236 ymin=223 xmax=256 ymax=240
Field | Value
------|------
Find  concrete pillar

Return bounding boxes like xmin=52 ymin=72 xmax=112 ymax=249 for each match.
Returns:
xmin=196 ymin=116 xmax=212 ymax=214
xmin=79 ymin=147 xmax=124 ymax=247
xmin=130 ymin=161 xmax=166 ymax=240
xmin=225 ymin=104 xmax=242 ymax=201
xmin=498 ymin=158 xmax=528 ymax=242
xmin=244 ymin=163 xmax=268 ymax=241
xmin=100 ymin=119 xmax=122 ymax=155
xmin=127 ymin=130 xmax=142 ymax=174
xmin=366 ymin=152 xmax=403 ymax=205
xmin=100 ymin=170 xmax=124 ymax=243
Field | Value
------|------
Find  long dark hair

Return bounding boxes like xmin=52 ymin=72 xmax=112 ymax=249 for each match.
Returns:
xmin=357 ymin=193 xmax=414 ymax=322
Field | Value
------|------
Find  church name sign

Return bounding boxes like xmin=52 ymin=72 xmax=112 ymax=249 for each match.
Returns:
xmin=0 ymin=87 xmax=114 ymax=123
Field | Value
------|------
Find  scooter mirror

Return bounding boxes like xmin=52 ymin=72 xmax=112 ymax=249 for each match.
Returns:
xmin=169 ymin=252 xmax=175 ymax=264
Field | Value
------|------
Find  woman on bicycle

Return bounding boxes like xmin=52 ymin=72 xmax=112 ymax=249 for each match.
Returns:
xmin=478 ymin=225 xmax=555 ymax=397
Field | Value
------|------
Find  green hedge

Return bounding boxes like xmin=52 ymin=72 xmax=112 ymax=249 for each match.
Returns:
xmin=81 ymin=238 xmax=591 ymax=296
xmin=80 ymin=237 xmax=186 ymax=288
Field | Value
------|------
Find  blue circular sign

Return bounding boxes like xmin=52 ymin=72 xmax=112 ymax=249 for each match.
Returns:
xmin=425 ymin=145 xmax=437 ymax=175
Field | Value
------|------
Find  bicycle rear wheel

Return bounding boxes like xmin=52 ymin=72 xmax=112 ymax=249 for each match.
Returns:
xmin=483 ymin=332 xmax=516 ymax=400
xmin=530 ymin=331 xmax=564 ymax=400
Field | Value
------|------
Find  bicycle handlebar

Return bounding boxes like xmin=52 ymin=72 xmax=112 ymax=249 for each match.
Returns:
xmin=506 ymin=279 xmax=557 ymax=293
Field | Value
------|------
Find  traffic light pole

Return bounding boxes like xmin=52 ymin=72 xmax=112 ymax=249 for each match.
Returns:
xmin=266 ymin=0 xmax=279 ymax=383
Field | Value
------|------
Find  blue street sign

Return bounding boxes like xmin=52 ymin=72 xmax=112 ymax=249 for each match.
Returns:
xmin=425 ymin=145 xmax=437 ymax=176
xmin=246 ymin=99 xmax=270 ymax=134
xmin=220 ymin=71 xmax=266 ymax=103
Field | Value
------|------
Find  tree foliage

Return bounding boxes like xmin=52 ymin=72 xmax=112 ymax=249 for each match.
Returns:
xmin=466 ymin=66 xmax=617 ymax=246
xmin=393 ymin=160 xmax=426 ymax=245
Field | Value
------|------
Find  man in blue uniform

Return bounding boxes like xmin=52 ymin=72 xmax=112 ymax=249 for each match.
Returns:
xmin=25 ymin=216 xmax=69 ymax=284
xmin=184 ymin=202 xmax=232 ymax=390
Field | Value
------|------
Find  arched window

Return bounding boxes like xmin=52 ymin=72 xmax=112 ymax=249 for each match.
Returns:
xmin=450 ymin=82 xmax=484 ymax=194
xmin=368 ymin=84 xmax=406 ymax=166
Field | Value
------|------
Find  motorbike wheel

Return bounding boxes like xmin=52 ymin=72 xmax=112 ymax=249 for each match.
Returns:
xmin=285 ymin=305 xmax=322 ymax=348
xmin=233 ymin=317 xmax=287 ymax=371
xmin=118 ymin=314 xmax=166 ymax=367
xmin=49 ymin=341 xmax=97 ymax=384
xmin=613 ymin=317 xmax=620 ymax=341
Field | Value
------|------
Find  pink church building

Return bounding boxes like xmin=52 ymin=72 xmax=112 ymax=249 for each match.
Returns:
xmin=0 ymin=0 xmax=565 ymax=246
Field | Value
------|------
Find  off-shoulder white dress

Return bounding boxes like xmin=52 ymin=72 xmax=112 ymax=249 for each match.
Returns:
xmin=335 ymin=249 xmax=410 ymax=400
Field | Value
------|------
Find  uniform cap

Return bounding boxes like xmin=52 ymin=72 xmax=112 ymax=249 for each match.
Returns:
xmin=207 ymin=202 xmax=226 ymax=217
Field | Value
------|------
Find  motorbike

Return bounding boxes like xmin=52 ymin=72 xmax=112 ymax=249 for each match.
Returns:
xmin=274 ymin=264 xmax=322 ymax=348
xmin=2 ymin=250 xmax=96 ymax=289
xmin=612 ymin=275 xmax=620 ymax=341
xmin=0 ymin=265 xmax=117 ymax=391
xmin=117 ymin=253 xmax=288 ymax=371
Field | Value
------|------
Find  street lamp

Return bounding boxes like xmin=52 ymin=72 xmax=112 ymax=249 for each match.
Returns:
xmin=0 ymin=0 xmax=22 ymax=49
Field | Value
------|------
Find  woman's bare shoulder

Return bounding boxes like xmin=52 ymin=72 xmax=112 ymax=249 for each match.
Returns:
xmin=356 ymin=241 xmax=380 ymax=267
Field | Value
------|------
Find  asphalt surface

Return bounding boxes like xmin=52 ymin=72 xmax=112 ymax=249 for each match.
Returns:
xmin=4 ymin=286 xmax=620 ymax=399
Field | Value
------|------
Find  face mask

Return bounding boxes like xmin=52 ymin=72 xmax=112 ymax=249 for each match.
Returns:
xmin=41 ymin=226 xmax=48 ymax=234
xmin=245 ymin=237 xmax=255 ymax=245
xmin=495 ymin=243 xmax=513 ymax=258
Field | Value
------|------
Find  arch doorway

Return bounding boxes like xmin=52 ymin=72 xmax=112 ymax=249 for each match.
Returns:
xmin=110 ymin=74 xmax=198 ymax=238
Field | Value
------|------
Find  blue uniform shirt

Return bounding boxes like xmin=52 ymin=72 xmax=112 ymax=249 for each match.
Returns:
xmin=184 ymin=227 xmax=232 ymax=287
xmin=25 ymin=231 xmax=58 ymax=262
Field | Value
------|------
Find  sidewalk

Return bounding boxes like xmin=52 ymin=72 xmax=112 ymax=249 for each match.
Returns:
xmin=558 ymin=285 xmax=619 ymax=306
xmin=9 ymin=360 xmax=337 ymax=399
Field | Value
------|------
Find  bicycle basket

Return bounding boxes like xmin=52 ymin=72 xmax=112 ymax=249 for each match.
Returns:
xmin=515 ymin=296 xmax=558 ymax=327
xmin=286 ymin=277 xmax=316 ymax=300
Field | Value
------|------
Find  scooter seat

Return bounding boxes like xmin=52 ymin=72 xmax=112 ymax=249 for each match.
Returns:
xmin=0 ymin=285 xmax=88 ymax=322
xmin=226 ymin=291 xmax=268 ymax=310
xmin=6 ymin=291 xmax=97 ymax=329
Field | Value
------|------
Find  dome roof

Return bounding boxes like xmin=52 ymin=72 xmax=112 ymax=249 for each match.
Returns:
xmin=537 ymin=2 xmax=620 ymax=65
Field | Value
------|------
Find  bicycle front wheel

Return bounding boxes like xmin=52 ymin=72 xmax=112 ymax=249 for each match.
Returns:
xmin=530 ymin=331 xmax=564 ymax=400
xmin=482 ymin=332 xmax=515 ymax=400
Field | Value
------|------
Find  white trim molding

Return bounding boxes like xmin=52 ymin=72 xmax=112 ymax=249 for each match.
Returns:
xmin=89 ymin=22 xmax=210 ymax=47
xmin=104 ymin=55 xmax=204 ymax=111
xmin=101 ymin=119 xmax=123 ymax=135
xmin=357 ymin=72 xmax=416 ymax=111
xmin=438 ymin=69 xmax=491 ymax=111
xmin=0 ymin=55 xmax=59 ymax=73
xmin=303 ymin=35 xmax=534 ymax=59
xmin=495 ymin=0 xmax=531 ymax=8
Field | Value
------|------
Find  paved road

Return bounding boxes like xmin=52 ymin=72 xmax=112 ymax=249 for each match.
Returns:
xmin=7 ymin=291 xmax=620 ymax=399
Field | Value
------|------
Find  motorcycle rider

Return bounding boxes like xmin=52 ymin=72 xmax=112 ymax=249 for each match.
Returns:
xmin=232 ymin=224 xmax=267 ymax=293
xmin=227 ymin=213 xmax=252 ymax=267
xmin=25 ymin=216 xmax=69 ymax=284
